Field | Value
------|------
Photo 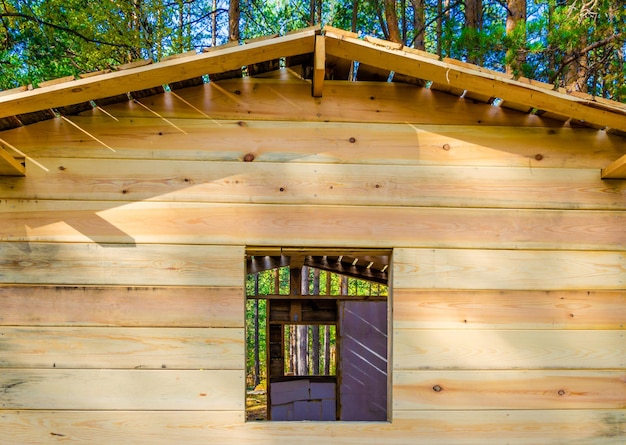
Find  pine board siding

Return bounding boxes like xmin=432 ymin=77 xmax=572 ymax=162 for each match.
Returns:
xmin=393 ymin=330 xmax=625 ymax=369
xmin=0 ymin=286 xmax=243 ymax=327
xmin=0 ymin=243 xmax=243 ymax=286
xmin=1 ymin=60 xmax=624 ymax=443
xmin=91 ymin=80 xmax=559 ymax=126
xmin=393 ymin=290 xmax=626 ymax=330
xmin=393 ymin=248 xmax=626 ymax=290
xmin=0 ymin=369 xmax=244 ymax=410
xmin=0 ymin=410 xmax=623 ymax=444
xmin=0 ymin=327 xmax=244 ymax=369
xmin=393 ymin=370 xmax=626 ymax=410
xmin=1 ymin=118 xmax=623 ymax=168
xmin=3 ymin=159 xmax=625 ymax=211
xmin=2 ymin=202 xmax=625 ymax=251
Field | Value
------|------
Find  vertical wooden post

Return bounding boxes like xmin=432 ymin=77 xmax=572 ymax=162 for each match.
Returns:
xmin=313 ymin=35 xmax=325 ymax=97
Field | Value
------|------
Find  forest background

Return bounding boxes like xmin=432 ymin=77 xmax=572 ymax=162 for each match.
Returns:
xmin=0 ymin=0 xmax=624 ymax=101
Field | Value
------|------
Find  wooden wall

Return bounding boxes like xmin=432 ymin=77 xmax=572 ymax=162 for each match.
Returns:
xmin=0 ymin=76 xmax=624 ymax=444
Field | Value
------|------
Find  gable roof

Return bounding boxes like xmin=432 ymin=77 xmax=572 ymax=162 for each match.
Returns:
xmin=0 ymin=25 xmax=625 ymax=178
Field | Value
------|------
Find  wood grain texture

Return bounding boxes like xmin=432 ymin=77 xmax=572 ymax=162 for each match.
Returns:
xmin=0 ymin=327 xmax=244 ymax=370
xmin=0 ymin=243 xmax=244 ymax=286
xmin=393 ymin=370 xmax=626 ymax=410
xmin=1 ymin=201 xmax=625 ymax=251
xmin=603 ymin=152 xmax=626 ymax=179
xmin=393 ymin=248 xmax=626 ymax=290
xmin=1 ymin=118 xmax=622 ymax=168
xmin=0 ymin=32 xmax=316 ymax=119
xmin=0 ymin=409 xmax=623 ymax=444
xmin=0 ymin=285 xmax=243 ymax=327
xmin=103 ymin=79 xmax=559 ymax=126
xmin=0 ymin=369 xmax=244 ymax=410
xmin=324 ymin=35 xmax=626 ymax=133
xmin=0 ymin=145 xmax=24 ymax=176
xmin=392 ymin=290 xmax=626 ymax=329
xmin=4 ymin=158 xmax=625 ymax=211
xmin=393 ymin=329 xmax=625 ymax=370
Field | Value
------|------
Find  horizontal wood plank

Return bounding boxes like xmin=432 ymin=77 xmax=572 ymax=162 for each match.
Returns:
xmin=392 ymin=290 xmax=626 ymax=329
xmin=0 ymin=369 xmax=244 ymax=410
xmin=393 ymin=329 xmax=625 ymax=370
xmin=0 ymin=285 xmax=243 ymax=327
xmin=1 ymin=118 xmax=622 ymax=168
xmin=393 ymin=370 xmax=626 ymax=410
xmin=0 ymin=327 xmax=244 ymax=370
xmin=1 ymin=201 xmax=625 ymax=251
xmin=0 ymin=243 xmax=243 ymax=286
xmin=393 ymin=248 xmax=626 ymax=290
xmin=104 ymin=80 xmax=559 ymax=126
xmin=1 ymin=409 xmax=622 ymax=444
xmin=4 ymin=158 xmax=625 ymax=211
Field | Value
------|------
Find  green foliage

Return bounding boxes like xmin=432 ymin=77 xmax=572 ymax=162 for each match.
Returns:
xmin=0 ymin=0 xmax=230 ymax=89
xmin=245 ymin=266 xmax=388 ymax=387
xmin=1 ymin=0 xmax=624 ymax=101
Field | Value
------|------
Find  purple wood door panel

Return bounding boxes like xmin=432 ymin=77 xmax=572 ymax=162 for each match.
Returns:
xmin=339 ymin=300 xmax=388 ymax=421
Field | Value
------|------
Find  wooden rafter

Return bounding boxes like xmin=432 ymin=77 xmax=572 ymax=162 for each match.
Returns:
xmin=1 ymin=26 xmax=625 ymax=131
xmin=0 ymin=29 xmax=317 ymax=120
xmin=602 ymin=153 xmax=626 ymax=179
xmin=323 ymin=29 xmax=626 ymax=133
xmin=0 ymin=145 xmax=25 ymax=176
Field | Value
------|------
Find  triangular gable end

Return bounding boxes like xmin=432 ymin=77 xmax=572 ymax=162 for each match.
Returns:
xmin=0 ymin=25 xmax=625 ymax=177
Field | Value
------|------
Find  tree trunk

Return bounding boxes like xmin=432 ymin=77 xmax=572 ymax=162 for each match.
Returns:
xmin=323 ymin=325 xmax=331 ymax=374
xmin=411 ymin=0 xmax=425 ymax=50
xmin=436 ymin=0 xmax=452 ymax=57
xmin=465 ymin=0 xmax=482 ymax=29
xmin=564 ymin=34 xmax=589 ymax=93
xmin=289 ymin=325 xmax=295 ymax=374
xmin=324 ymin=271 xmax=332 ymax=375
xmin=310 ymin=0 xmax=315 ymax=25
xmin=296 ymin=325 xmax=308 ymax=375
xmin=465 ymin=0 xmax=483 ymax=64
xmin=505 ymin=0 xmax=526 ymax=76
xmin=211 ymin=0 xmax=217 ymax=47
xmin=311 ymin=269 xmax=321 ymax=374
xmin=383 ymin=0 xmax=402 ymax=43
xmin=294 ymin=266 xmax=310 ymax=375
xmin=351 ymin=0 xmax=359 ymax=32
xmin=401 ymin=0 xmax=407 ymax=43
xmin=228 ymin=0 xmax=240 ymax=42
xmin=371 ymin=0 xmax=389 ymax=40
xmin=317 ymin=0 xmax=322 ymax=24
xmin=253 ymin=273 xmax=260 ymax=386
xmin=436 ymin=0 xmax=443 ymax=56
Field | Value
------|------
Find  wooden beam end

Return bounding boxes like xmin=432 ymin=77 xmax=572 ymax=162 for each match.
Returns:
xmin=601 ymin=153 xmax=626 ymax=179
xmin=312 ymin=35 xmax=326 ymax=98
xmin=0 ymin=146 xmax=25 ymax=176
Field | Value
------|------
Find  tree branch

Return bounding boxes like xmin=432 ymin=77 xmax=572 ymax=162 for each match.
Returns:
xmin=0 ymin=12 xmax=133 ymax=48
xmin=550 ymin=31 xmax=625 ymax=83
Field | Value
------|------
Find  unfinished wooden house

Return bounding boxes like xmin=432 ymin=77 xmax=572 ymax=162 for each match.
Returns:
xmin=0 ymin=26 xmax=625 ymax=444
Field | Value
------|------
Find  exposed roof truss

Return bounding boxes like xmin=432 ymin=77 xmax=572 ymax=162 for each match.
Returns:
xmin=0 ymin=25 xmax=624 ymax=178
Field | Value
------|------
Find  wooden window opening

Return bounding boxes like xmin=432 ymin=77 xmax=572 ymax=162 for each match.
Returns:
xmin=245 ymin=248 xmax=390 ymax=422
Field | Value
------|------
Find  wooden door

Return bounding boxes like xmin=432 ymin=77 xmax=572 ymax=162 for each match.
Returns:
xmin=338 ymin=300 xmax=388 ymax=421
